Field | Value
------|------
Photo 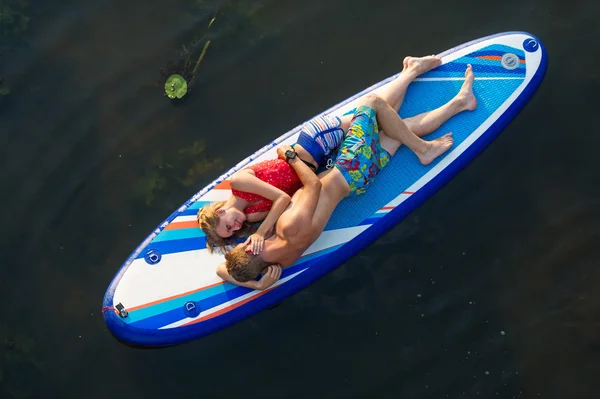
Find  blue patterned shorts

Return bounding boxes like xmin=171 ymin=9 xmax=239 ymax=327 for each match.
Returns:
xmin=334 ymin=106 xmax=391 ymax=195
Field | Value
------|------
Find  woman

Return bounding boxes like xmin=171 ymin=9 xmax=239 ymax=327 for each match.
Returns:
xmin=198 ymin=113 xmax=349 ymax=255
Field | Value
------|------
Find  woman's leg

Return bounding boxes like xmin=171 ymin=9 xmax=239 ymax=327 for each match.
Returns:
xmin=404 ymin=64 xmax=477 ymax=137
xmin=339 ymin=55 xmax=443 ymax=132
xmin=373 ymin=64 xmax=477 ymax=164
xmin=373 ymin=55 xmax=442 ymax=112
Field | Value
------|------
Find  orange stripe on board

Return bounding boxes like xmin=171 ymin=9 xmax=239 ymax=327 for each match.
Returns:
xmin=164 ymin=220 xmax=199 ymax=230
xmin=477 ymin=55 xmax=502 ymax=61
xmin=182 ymin=287 xmax=275 ymax=326
xmin=477 ymin=55 xmax=526 ymax=64
xmin=214 ymin=180 xmax=231 ymax=190
xmin=127 ymin=280 xmax=226 ymax=312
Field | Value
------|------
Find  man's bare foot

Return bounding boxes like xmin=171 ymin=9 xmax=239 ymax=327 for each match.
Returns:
xmin=402 ymin=55 xmax=442 ymax=77
xmin=418 ymin=133 xmax=454 ymax=165
xmin=454 ymin=64 xmax=477 ymax=111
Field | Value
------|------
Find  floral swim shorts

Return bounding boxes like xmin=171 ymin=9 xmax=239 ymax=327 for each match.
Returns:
xmin=334 ymin=105 xmax=391 ymax=195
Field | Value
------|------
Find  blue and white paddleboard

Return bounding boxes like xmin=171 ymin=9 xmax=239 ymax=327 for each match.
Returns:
xmin=103 ymin=32 xmax=547 ymax=346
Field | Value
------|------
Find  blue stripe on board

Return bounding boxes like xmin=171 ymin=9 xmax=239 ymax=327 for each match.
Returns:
xmin=422 ymin=71 xmax=526 ymax=79
xmin=127 ymin=244 xmax=344 ymax=328
xmin=178 ymin=203 xmax=231 ymax=216
xmin=142 ymin=234 xmax=253 ymax=258
xmin=124 ymin=281 xmax=237 ymax=324
xmin=152 ymin=228 xmax=203 ymax=243
xmin=187 ymin=201 xmax=212 ymax=210
xmin=180 ymin=208 xmax=202 ymax=217
xmin=136 ymin=237 xmax=205 ymax=259
xmin=129 ymin=285 xmax=252 ymax=329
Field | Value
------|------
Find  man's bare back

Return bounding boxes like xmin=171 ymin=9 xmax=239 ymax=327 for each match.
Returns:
xmin=263 ymin=165 xmax=351 ymax=267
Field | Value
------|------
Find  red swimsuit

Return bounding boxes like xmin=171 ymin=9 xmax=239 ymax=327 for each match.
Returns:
xmin=231 ymin=159 xmax=302 ymax=214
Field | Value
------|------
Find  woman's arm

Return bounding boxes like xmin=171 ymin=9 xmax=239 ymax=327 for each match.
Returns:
xmin=216 ymin=262 xmax=281 ymax=290
xmin=230 ymin=170 xmax=291 ymax=253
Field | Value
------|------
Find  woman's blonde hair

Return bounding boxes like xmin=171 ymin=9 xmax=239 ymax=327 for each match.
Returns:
xmin=197 ymin=201 xmax=254 ymax=254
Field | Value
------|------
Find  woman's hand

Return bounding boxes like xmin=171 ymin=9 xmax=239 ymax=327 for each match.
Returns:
xmin=256 ymin=265 xmax=282 ymax=290
xmin=244 ymin=233 xmax=265 ymax=255
xmin=277 ymin=144 xmax=294 ymax=161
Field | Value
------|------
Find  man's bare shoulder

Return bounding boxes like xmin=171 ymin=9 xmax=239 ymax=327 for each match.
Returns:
xmin=277 ymin=203 xmax=312 ymax=238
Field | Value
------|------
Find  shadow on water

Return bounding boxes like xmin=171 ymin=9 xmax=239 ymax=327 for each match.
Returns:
xmin=2 ymin=0 xmax=600 ymax=397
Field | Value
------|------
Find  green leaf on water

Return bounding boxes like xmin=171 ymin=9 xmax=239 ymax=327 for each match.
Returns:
xmin=0 ymin=87 xmax=9 ymax=96
xmin=164 ymin=74 xmax=187 ymax=99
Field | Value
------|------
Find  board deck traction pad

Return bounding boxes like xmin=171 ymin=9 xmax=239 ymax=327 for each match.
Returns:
xmin=103 ymin=32 xmax=548 ymax=346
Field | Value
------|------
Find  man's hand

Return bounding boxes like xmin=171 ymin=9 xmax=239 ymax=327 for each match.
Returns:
xmin=277 ymin=145 xmax=294 ymax=161
xmin=256 ymin=265 xmax=282 ymax=290
xmin=244 ymin=233 xmax=265 ymax=255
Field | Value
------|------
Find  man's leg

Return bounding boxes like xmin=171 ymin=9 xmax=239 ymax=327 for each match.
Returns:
xmin=368 ymin=64 xmax=477 ymax=164
xmin=361 ymin=93 xmax=454 ymax=165
xmin=405 ymin=65 xmax=477 ymax=136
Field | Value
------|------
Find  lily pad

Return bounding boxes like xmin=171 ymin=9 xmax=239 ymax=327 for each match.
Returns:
xmin=164 ymin=74 xmax=187 ymax=99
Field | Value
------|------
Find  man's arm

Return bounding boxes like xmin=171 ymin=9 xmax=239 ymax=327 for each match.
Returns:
xmin=276 ymin=146 xmax=322 ymax=236
xmin=216 ymin=262 xmax=282 ymax=290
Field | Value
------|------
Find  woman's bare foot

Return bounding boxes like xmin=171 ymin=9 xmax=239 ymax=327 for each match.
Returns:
xmin=402 ymin=55 xmax=442 ymax=77
xmin=454 ymin=64 xmax=477 ymax=111
xmin=417 ymin=133 xmax=454 ymax=165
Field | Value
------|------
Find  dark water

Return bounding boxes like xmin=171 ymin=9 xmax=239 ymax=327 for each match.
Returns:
xmin=2 ymin=0 xmax=600 ymax=397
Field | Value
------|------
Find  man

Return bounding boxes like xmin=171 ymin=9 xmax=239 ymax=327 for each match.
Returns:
xmin=217 ymin=60 xmax=477 ymax=290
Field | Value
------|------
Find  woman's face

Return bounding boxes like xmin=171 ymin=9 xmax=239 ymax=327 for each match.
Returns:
xmin=215 ymin=207 xmax=247 ymax=238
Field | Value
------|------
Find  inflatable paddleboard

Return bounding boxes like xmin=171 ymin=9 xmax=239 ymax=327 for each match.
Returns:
xmin=102 ymin=32 xmax=547 ymax=346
